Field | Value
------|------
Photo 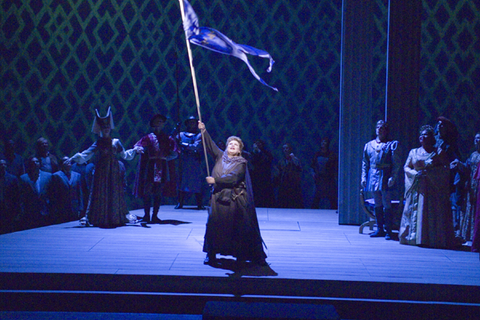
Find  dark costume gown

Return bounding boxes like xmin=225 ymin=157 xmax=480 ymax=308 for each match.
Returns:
xmin=202 ymin=130 xmax=267 ymax=262
xmin=71 ymin=137 xmax=136 ymax=227
xmin=250 ymin=148 xmax=274 ymax=208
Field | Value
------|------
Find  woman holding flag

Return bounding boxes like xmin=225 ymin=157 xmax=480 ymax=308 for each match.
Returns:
xmin=178 ymin=0 xmax=270 ymax=266
xmin=198 ymin=121 xmax=267 ymax=267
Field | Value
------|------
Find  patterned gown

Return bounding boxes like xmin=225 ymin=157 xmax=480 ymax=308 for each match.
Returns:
xmin=459 ymin=151 xmax=480 ymax=242
xmin=71 ymin=137 xmax=136 ymax=227
xmin=398 ymin=147 xmax=456 ymax=248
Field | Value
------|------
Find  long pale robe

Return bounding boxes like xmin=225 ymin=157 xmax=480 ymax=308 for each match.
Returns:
xmin=399 ymin=148 xmax=456 ymax=248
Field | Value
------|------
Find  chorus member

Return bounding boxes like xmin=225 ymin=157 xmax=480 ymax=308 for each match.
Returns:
xmin=1 ymin=139 xmax=25 ymax=178
xmin=250 ymin=139 xmax=274 ymax=208
xmin=434 ymin=116 xmax=462 ymax=236
xmin=19 ymin=156 xmax=53 ymax=229
xmin=311 ymin=137 xmax=338 ymax=209
xmin=51 ymin=156 xmax=84 ymax=223
xmin=399 ymin=125 xmax=457 ymax=248
xmin=133 ymin=113 xmax=178 ymax=223
xmin=471 ymin=162 xmax=480 ymax=252
xmin=0 ymin=158 xmax=20 ymax=234
xmin=451 ymin=132 xmax=480 ymax=244
xmin=35 ymin=137 xmax=59 ymax=173
xmin=361 ymin=120 xmax=400 ymax=240
xmin=68 ymin=108 xmax=141 ymax=228
xmin=175 ymin=116 xmax=205 ymax=210
xmin=275 ymin=143 xmax=303 ymax=208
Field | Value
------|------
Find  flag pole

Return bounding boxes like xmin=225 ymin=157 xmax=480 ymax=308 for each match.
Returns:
xmin=178 ymin=0 xmax=210 ymax=175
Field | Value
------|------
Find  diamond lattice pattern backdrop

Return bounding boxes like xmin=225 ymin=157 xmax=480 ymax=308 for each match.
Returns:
xmin=0 ymin=0 xmax=342 ymax=207
xmin=1 ymin=0 xmax=479 ymax=207
xmin=420 ymin=0 xmax=480 ymax=158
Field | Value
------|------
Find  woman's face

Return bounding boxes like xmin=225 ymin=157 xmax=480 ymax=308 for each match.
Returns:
xmin=437 ymin=120 xmax=446 ymax=137
xmin=101 ymin=125 xmax=111 ymax=137
xmin=419 ymin=130 xmax=434 ymax=147
xmin=227 ymin=140 xmax=241 ymax=156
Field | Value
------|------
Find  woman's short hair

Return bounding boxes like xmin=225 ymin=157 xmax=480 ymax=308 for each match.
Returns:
xmin=226 ymin=136 xmax=244 ymax=154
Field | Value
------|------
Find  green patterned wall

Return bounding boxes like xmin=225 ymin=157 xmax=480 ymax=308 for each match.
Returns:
xmin=1 ymin=0 xmax=479 ymax=208
xmin=420 ymin=0 xmax=480 ymax=157
xmin=0 ymin=0 xmax=342 ymax=207
xmin=372 ymin=0 xmax=388 ymax=124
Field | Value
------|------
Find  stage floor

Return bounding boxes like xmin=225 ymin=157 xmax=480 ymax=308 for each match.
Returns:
xmin=1 ymin=206 xmax=479 ymax=319
xmin=1 ymin=206 xmax=478 ymax=284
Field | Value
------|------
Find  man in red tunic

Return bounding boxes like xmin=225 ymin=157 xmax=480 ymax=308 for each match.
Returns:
xmin=133 ymin=114 xmax=178 ymax=223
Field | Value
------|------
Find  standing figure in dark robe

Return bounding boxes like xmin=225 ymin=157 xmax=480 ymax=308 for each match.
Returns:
xmin=250 ymin=139 xmax=274 ymax=208
xmin=0 ymin=158 xmax=20 ymax=234
xmin=19 ymin=156 xmax=53 ymax=229
xmin=35 ymin=137 xmax=59 ymax=174
xmin=175 ymin=116 xmax=205 ymax=210
xmin=68 ymin=108 xmax=141 ymax=228
xmin=361 ymin=120 xmax=400 ymax=240
xmin=51 ymin=156 xmax=84 ymax=224
xmin=199 ymin=121 xmax=267 ymax=266
xmin=133 ymin=114 xmax=178 ymax=224
xmin=434 ymin=116 xmax=462 ymax=238
xmin=275 ymin=143 xmax=303 ymax=208
xmin=310 ymin=137 xmax=338 ymax=209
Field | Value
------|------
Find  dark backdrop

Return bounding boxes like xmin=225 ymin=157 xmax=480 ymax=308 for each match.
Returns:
xmin=1 ymin=0 xmax=479 ymax=212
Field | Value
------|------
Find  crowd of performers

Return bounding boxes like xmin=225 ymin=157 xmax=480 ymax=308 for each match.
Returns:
xmin=1 ymin=110 xmax=480 ymax=261
xmin=0 ymin=110 xmax=339 ymax=231
xmin=362 ymin=118 xmax=480 ymax=252
xmin=0 ymin=108 xmax=271 ymax=266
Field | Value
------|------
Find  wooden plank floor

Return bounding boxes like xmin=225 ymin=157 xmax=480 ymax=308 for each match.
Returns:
xmin=1 ymin=206 xmax=480 ymax=320
xmin=1 ymin=206 xmax=478 ymax=285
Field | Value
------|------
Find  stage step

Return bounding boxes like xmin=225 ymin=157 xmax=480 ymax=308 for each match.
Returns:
xmin=203 ymin=301 xmax=340 ymax=320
